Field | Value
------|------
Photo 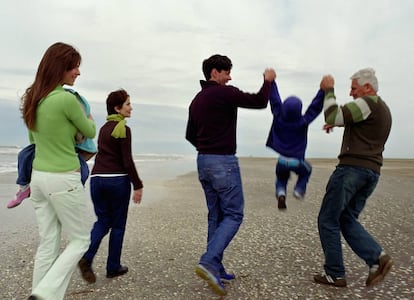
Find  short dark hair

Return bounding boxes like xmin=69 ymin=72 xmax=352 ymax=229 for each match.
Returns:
xmin=202 ymin=54 xmax=232 ymax=80
xmin=106 ymin=89 xmax=129 ymax=115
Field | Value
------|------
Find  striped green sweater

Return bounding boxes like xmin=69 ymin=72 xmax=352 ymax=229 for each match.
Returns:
xmin=323 ymin=88 xmax=392 ymax=173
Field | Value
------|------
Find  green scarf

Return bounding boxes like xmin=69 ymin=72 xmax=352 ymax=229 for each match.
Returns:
xmin=106 ymin=114 xmax=126 ymax=138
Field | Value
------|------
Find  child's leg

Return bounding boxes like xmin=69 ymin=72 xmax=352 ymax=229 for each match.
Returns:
xmin=78 ymin=154 xmax=90 ymax=186
xmin=275 ymin=159 xmax=291 ymax=209
xmin=16 ymin=144 xmax=35 ymax=185
xmin=7 ymin=144 xmax=35 ymax=208
xmin=293 ymin=160 xmax=312 ymax=198
xmin=275 ymin=159 xmax=290 ymax=197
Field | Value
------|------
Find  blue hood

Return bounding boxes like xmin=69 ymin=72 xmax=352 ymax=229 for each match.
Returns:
xmin=281 ymin=96 xmax=302 ymax=122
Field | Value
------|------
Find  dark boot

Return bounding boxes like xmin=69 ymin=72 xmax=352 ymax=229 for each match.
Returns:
xmin=78 ymin=258 xmax=96 ymax=283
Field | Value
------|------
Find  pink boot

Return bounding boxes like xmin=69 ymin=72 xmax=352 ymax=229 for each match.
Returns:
xmin=7 ymin=187 xmax=31 ymax=209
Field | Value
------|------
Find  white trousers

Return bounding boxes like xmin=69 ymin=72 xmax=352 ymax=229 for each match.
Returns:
xmin=30 ymin=170 xmax=90 ymax=300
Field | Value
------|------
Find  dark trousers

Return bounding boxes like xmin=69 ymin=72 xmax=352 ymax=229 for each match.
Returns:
xmin=84 ymin=175 xmax=131 ymax=272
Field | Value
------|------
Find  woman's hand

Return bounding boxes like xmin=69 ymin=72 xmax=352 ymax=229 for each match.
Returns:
xmin=133 ymin=188 xmax=143 ymax=204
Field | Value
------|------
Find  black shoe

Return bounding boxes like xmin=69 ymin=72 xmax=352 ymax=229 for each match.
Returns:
xmin=78 ymin=258 xmax=96 ymax=283
xmin=277 ymin=195 xmax=287 ymax=209
xmin=107 ymin=266 xmax=129 ymax=278
xmin=28 ymin=296 xmax=38 ymax=300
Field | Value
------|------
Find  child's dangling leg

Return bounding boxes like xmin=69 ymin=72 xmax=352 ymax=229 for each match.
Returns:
xmin=7 ymin=184 xmax=31 ymax=208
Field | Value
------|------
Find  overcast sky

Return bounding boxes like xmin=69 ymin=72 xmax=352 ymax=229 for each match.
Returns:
xmin=1 ymin=0 xmax=413 ymax=158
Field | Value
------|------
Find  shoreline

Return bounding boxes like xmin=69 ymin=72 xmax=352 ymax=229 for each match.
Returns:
xmin=1 ymin=158 xmax=413 ymax=299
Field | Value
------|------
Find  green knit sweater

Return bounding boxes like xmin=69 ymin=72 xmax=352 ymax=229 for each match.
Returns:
xmin=324 ymin=88 xmax=392 ymax=173
xmin=30 ymin=86 xmax=96 ymax=172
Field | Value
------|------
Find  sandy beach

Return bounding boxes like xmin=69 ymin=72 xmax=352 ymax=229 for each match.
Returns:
xmin=1 ymin=158 xmax=413 ymax=300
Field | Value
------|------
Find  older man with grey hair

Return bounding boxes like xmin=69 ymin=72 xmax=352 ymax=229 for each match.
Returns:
xmin=313 ymin=68 xmax=393 ymax=287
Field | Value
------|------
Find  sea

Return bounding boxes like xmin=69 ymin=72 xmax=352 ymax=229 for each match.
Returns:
xmin=0 ymin=145 xmax=197 ymax=182
xmin=0 ymin=146 xmax=198 ymax=236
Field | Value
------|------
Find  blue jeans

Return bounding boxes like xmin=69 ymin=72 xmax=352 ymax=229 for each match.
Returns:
xmin=84 ymin=175 xmax=131 ymax=272
xmin=275 ymin=156 xmax=311 ymax=197
xmin=197 ymin=154 xmax=244 ymax=275
xmin=16 ymin=144 xmax=89 ymax=186
xmin=317 ymin=165 xmax=382 ymax=278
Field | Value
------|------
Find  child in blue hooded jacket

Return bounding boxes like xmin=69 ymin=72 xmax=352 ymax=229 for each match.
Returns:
xmin=266 ymin=80 xmax=324 ymax=209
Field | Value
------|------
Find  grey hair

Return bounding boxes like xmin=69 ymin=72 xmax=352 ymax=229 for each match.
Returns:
xmin=350 ymin=68 xmax=378 ymax=92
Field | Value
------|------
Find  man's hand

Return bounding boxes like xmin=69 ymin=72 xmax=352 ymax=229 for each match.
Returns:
xmin=320 ymin=75 xmax=334 ymax=91
xmin=264 ymin=68 xmax=276 ymax=82
xmin=323 ymin=124 xmax=334 ymax=134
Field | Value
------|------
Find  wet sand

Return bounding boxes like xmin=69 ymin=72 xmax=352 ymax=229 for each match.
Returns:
xmin=1 ymin=158 xmax=413 ymax=299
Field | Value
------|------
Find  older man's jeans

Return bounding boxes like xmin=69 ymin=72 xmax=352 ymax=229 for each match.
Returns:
xmin=197 ymin=154 xmax=244 ymax=274
xmin=317 ymin=165 xmax=382 ymax=278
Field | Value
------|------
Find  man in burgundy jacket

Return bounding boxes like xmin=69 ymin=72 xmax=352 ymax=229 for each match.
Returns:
xmin=186 ymin=54 xmax=276 ymax=296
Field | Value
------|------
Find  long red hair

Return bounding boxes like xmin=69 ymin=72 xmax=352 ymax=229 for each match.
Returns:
xmin=21 ymin=42 xmax=81 ymax=130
